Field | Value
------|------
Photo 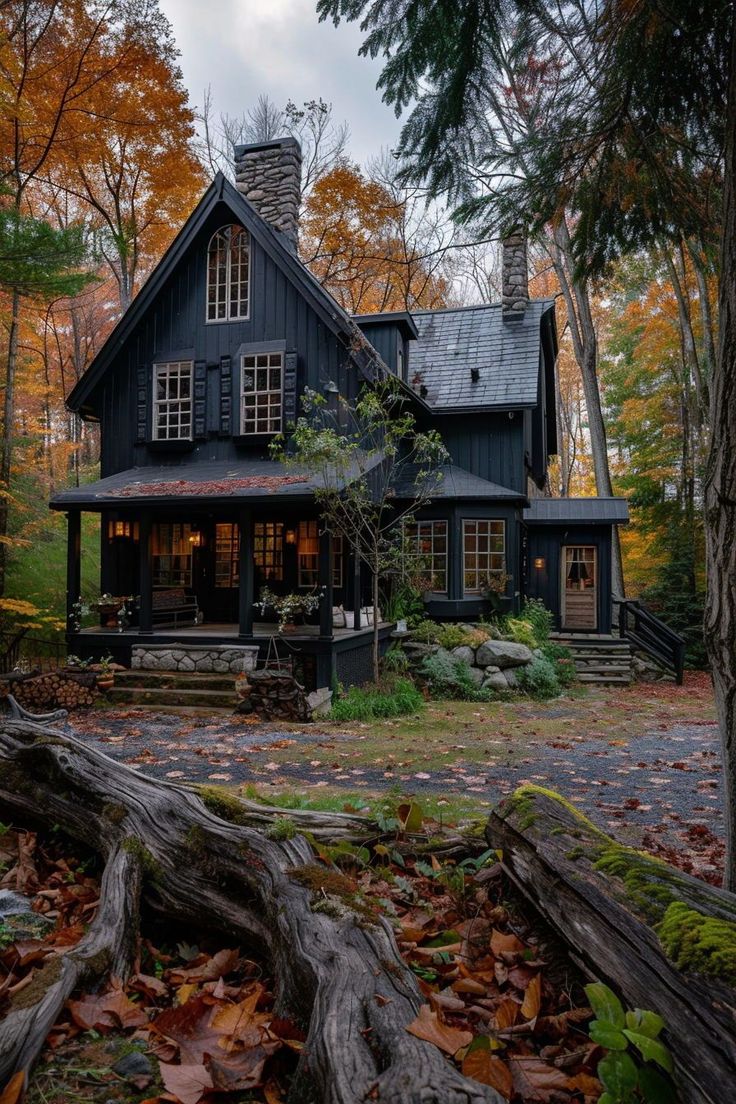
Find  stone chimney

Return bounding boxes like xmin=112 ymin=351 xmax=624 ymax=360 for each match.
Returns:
xmin=501 ymin=229 xmax=529 ymax=321
xmin=233 ymin=137 xmax=302 ymax=251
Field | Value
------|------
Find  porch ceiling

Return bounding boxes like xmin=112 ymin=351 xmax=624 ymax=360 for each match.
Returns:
xmin=50 ymin=455 xmax=383 ymax=512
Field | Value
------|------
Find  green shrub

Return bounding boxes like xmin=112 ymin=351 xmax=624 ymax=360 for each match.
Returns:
xmin=503 ymin=618 xmax=538 ymax=649
xmin=520 ymin=597 xmax=555 ymax=645
xmin=330 ymin=677 xmax=424 ymax=721
xmin=420 ymin=651 xmax=494 ymax=702
xmin=517 ymin=655 xmax=560 ymax=699
xmin=410 ymin=621 xmax=486 ymax=650
xmin=541 ymin=641 xmax=577 ymax=687
xmin=381 ymin=645 xmax=411 ymax=674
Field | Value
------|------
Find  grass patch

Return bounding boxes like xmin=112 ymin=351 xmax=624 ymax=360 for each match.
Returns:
xmin=331 ymin=677 xmax=424 ymax=722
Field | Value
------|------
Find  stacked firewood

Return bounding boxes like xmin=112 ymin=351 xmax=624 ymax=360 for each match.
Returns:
xmin=235 ymin=669 xmax=309 ymax=722
xmin=4 ymin=670 xmax=99 ymax=711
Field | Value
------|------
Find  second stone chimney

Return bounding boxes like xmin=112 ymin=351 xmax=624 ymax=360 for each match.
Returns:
xmin=233 ymin=137 xmax=302 ymax=251
xmin=501 ymin=229 xmax=529 ymax=321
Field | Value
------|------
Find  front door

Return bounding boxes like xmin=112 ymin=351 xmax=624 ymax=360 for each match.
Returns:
xmin=562 ymin=545 xmax=597 ymax=631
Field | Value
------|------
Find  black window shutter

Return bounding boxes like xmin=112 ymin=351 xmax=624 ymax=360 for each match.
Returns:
xmin=193 ymin=359 xmax=207 ymax=438
xmin=283 ymin=351 xmax=297 ymax=427
xmin=136 ymin=365 xmax=148 ymax=442
xmin=220 ymin=354 xmax=232 ymax=436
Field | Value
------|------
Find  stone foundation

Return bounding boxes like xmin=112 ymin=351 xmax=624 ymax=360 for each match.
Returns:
xmin=131 ymin=644 xmax=259 ymax=674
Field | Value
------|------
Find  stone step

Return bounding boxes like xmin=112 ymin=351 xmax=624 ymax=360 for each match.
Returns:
xmin=578 ymin=674 xmax=632 ymax=684
xmin=106 ymin=686 xmax=237 ymax=709
xmin=113 ymin=670 xmax=237 ymax=692
xmin=559 ymin=642 xmax=631 ymax=653
xmin=574 ymin=663 xmax=632 ymax=672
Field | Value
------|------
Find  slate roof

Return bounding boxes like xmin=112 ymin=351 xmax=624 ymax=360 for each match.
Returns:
xmin=393 ymin=463 xmax=525 ymax=501
xmin=524 ymin=497 xmax=630 ymax=525
xmin=410 ymin=299 xmax=554 ymax=410
xmin=50 ymin=455 xmax=383 ymax=510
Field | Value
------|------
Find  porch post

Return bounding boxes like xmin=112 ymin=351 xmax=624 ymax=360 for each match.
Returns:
xmin=138 ymin=512 xmax=153 ymax=635
xmin=238 ymin=508 xmax=254 ymax=639
xmin=65 ymin=510 xmax=81 ymax=635
xmin=319 ymin=526 xmax=334 ymax=640
xmin=351 ymin=544 xmax=362 ymax=630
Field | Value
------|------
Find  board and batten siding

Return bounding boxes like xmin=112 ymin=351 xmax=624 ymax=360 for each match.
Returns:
xmin=525 ymin=524 xmax=614 ymax=633
xmin=433 ymin=413 xmax=526 ymax=494
xmin=95 ymin=204 xmax=354 ymax=478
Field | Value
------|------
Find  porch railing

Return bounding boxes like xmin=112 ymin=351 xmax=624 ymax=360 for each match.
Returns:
xmin=617 ymin=599 xmax=686 ymax=685
xmin=0 ymin=631 xmax=66 ymax=674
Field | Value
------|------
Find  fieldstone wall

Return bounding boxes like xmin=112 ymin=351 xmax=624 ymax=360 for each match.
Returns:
xmin=502 ymin=229 xmax=529 ymax=319
xmin=234 ymin=137 xmax=302 ymax=249
xmin=131 ymin=644 xmax=259 ymax=675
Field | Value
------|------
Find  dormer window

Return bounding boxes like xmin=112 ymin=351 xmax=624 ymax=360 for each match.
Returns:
xmin=152 ymin=360 xmax=193 ymax=440
xmin=207 ymin=225 xmax=250 ymax=321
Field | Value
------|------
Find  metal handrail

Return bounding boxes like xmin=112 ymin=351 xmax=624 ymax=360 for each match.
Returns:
xmin=617 ymin=599 xmax=686 ymax=685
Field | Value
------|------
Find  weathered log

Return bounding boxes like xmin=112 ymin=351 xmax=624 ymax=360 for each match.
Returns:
xmin=486 ymin=785 xmax=736 ymax=1104
xmin=0 ymin=722 xmax=500 ymax=1104
xmin=0 ymin=843 xmax=141 ymax=1088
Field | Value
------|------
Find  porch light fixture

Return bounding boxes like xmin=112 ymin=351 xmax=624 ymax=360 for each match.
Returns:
xmin=188 ymin=530 xmax=203 ymax=547
xmin=285 ymin=528 xmax=297 ymax=545
xmin=108 ymin=520 xmax=133 ymax=540
xmin=533 ymin=556 xmax=545 ymax=570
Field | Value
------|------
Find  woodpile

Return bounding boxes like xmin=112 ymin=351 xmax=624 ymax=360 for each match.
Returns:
xmin=2 ymin=670 xmax=99 ymax=712
xmin=235 ymin=669 xmax=310 ymax=721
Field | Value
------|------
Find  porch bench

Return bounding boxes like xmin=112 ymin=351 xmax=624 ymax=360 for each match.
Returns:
xmin=151 ymin=588 xmax=199 ymax=628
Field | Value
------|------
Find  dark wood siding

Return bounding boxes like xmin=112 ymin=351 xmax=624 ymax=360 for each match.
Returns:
xmin=94 ymin=202 xmax=355 ymax=477
xmin=427 ymin=413 xmax=527 ymax=493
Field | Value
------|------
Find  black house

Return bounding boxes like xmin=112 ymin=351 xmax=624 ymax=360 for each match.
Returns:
xmin=52 ymin=138 xmax=628 ymax=688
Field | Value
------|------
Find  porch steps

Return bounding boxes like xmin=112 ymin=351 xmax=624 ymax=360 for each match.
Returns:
xmin=551 ymin=634 xmax=633 ymax=685
xmin=106 ymin=670 xmax=238 ymax=710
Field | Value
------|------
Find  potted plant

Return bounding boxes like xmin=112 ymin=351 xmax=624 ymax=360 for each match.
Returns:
xmin=254 ymin=587 xmax=322 ymax=633
xmin=481 ymin=570 xmax=511 ymax=613
xmin=92 ymin=594 xmax=130 ymax=628
xmin=92 ymin=655 xmax=115 ymax=691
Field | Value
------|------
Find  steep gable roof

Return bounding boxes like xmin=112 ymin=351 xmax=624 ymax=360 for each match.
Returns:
xmin=67 ymin=174 xmax=386 ymax=413
xmin=409 ymin=299 xmax=555 ymax=411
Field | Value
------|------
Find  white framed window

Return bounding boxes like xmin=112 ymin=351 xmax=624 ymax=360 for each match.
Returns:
xmin=240 ymin=352 xmax=283 ymax=435
xmin=404 ymin=520 xmax=448 ymax=593
xmin=463 ymin=519 xmax=505 ymax=594
xmin=207 ymin=224 xmax=250 ymax=322
xmin=153 ymin=361 xmax=193 ymax=441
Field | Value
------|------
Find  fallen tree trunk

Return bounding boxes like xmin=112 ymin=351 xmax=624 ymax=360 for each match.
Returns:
xmin=486 ymin=785 xmax=736 ymax=1104
xmin=0 ymin=721 xmax=500 ymax=1104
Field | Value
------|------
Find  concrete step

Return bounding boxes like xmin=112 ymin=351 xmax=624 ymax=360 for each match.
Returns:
xmin=578 ymin=673 xmax=632 ymax=684
xmin=107 ymin=685 xmax=237 ymax=709
xmin=113 ymin=670 xmax=237 ymax=692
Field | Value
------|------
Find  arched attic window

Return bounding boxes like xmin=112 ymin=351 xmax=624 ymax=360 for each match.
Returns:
xmin=207 ymin=224 xmax=250 ymax=321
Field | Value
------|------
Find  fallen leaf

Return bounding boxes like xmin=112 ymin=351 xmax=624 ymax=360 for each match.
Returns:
xmin=567 ymin=1071 xmax=604 ymax=1095
xmin=405 ymin=1004 xmax=472 ymax=1055
xmin=521 ymin=972 xmax=542 ymax=1021
xmin=159 ymin=1061 xmax=213 ymax=1104
xmin=491 ymin=929 xmax=525 ymax=957
xmin=494 ymin=997 xmax=519 ymax=1031
xmin=151 ymin=995 xmax=222 ymax=1063
xmin=509 ymin=1056 xmax=571 ymax=1101
xmin=68 ymin=986 xmax=147 ymax=1031
xmin=463 ymin=1044 xmax=513 ymax=1099
xmin=0 ymin=1072 xmax=25 ymax=1104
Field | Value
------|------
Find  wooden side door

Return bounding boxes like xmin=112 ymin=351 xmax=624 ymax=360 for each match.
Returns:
xmin=561 ymin=545 xmax=597 ymax=631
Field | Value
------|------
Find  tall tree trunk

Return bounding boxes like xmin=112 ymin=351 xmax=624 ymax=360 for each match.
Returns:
xmin=0 ymin=288 xmax=21 ymax=598
xmin=372 ymin=559 xmax=380 ymax=682
xmin=687 ymin=240 xmax=717 ymax=396
xmin=705 ymin=8 xmax=736 ymax=891
xmin=550 ymin=221 xmax=625 ymax=598
xmin=664 ymin=249 xmax=707 ymax=424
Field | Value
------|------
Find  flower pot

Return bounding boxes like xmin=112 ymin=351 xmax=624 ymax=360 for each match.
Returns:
xmin=96 ymin=675 xmax=114 ymax=691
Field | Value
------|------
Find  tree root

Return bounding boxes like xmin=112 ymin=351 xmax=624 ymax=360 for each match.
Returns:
xmin=0 ymin=721 xmax=500 ymax=1104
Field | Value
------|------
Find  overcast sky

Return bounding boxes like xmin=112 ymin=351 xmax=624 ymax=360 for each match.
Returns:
xmin=158 ymin=0 xmax=402 ymax=167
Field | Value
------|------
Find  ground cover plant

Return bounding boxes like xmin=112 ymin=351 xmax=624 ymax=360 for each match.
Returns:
xmin=330 ymin=676 xmax=424 ymax=721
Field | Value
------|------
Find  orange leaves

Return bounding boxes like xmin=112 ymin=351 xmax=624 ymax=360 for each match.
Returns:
xmin=405 ymin=1004 xmax=473 ymax=1055
xmin=0 ymin=1073 xmax=24 ymax=1104
xmin=462 ymin=1041 xmax=514 ymax=1099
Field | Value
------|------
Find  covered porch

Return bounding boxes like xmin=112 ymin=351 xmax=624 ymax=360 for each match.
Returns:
xmin=51 ymin=460 xmax=386 ymax=688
